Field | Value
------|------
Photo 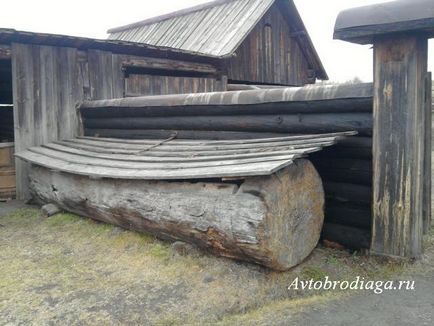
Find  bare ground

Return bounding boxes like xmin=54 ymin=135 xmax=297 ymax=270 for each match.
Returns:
xmin=1 ymin=202 xmax=433 ymax=326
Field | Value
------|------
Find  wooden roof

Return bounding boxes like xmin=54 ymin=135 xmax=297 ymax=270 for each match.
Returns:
xmin=16 ymin=132 xmax=356 ymax=180
xmin=108 ymin=0 xmax=274 ymax=57
xmin=334 ymin=0 xmax=434 ymax=44
xmin=108 ymin=0 xmax=327 ymax=79
xmin=0 ymin=28 xmax=221 ymax=63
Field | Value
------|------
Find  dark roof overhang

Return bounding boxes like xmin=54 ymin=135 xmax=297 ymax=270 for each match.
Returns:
xmin=334 ymin=0 xmax=434 ymax=44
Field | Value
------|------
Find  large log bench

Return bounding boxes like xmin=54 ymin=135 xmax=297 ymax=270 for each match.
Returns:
xmin=16 ymin=132 xmax=355 ymax=270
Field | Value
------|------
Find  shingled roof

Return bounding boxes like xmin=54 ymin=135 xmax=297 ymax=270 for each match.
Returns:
xmin=108 ymin=0 xmax=327 ymax=79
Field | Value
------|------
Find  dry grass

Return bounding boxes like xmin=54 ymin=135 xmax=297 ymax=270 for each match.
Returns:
xmin=0 ymin=208 xmax=432 ymax=325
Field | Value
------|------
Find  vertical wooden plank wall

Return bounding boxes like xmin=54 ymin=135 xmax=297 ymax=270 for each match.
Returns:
xmin=125 ymin=74 xmax=226 ymax=96
xmin=12 ymin=43 xmax=84 ymax=199
xmin=88 ymin=50 xmax=124 ymax=100
xmin=371 ymin=36 xmax=428 ymax=258
xmin=228 ymin=4 xmax=309 ymax=86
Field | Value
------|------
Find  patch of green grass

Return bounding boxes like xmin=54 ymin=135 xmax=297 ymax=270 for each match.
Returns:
xmin=148 ymin=243 xmax=171 ymax=261
xmin=217 ymin=292 xmax=345 ymax=326
xmin=154 ymin=316 xmax=183 ymax=326
xmin=111 ymin=230 xmax=157 ymax=250
xmin=325 ymin=253 xmax=341 ymax=266
xmin=2 ymin=208 xmax=42 ymax=222
xmin=301 ymin=266 xmax=328 ymax=281
xmin=45 ymin=213 xmax=81 ymax=227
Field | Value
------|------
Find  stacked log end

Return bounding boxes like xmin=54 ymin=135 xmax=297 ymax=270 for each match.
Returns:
xmin=29 ymin=159 xmax=324 ymax=271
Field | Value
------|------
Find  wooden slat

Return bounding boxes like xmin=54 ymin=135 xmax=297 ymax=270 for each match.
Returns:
xmin=77 ymin=131 xmax=356 ymax=145
xmin=83 ymin=129 xmax=292 ymax=140
xmin=16 ymin=150 xmax=294 ymax=180
xmin=12 ymin=43 xmax=34 ymax=200
xmin=28 ymin=146 xmax=298 ymax=170
xmin=65 ymin=135 xmax=343 ymax=151
xmin=16 ymin=131 xmax=357 ymax=181
xmin=88 ymin=50 xmax=116 ymax=100
xmin=56 ymin=140 xmax=336 ymax=157
xmin=43 ymin=142 xmax=320 ymax=163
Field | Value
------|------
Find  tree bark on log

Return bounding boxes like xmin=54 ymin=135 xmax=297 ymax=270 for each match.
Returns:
xmin=80 ymin=99 xmax=373 ymax=118
xmin=29 ymin=159 xmax=325 ymax=271
xmin=83 ymin=113 xmax=373 ymax=136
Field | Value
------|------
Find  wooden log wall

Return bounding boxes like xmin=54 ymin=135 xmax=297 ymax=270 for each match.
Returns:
xmin=310 ymin=136 xmax=372 ymax=249
xmin=80 ymin=84 xmax=374 ymax=250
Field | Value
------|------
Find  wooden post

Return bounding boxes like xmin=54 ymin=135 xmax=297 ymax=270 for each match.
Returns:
xmin=371 ymin=35 xmax=428 ymax=258
xmin=334 ymin=0 xmax=434 ymax=258
xmin=424 ymin=73 xmax=432 ymax=234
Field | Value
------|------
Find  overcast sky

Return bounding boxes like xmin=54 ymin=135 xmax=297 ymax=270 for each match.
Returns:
xmin=0 ymin=0 xmax=432 ymax=82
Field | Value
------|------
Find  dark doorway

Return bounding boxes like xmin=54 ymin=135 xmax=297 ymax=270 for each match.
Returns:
xmin=0 ymin=59 xmax=13 ymax=142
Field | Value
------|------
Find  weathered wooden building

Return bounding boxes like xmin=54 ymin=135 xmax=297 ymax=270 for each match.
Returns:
xmin=0 ymin=28 xmax=229 ymax=199
xmin=0 ymin=0 xmax=326 ymax=200
xmin=108 ymin=0 xmax=328 ymax=87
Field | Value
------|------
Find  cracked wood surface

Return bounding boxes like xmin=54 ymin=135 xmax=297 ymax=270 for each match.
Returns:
xmin=29 ymin=160 xmax=324 ymax=270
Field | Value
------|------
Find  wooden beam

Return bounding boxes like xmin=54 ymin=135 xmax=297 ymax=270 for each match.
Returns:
xmin=121 ymin=55 xmax=218 ymax=75
xmin=80 ymin=83 xmax=373 ymax=111
xmin=82 ymin=113 xmax=373 ymax=136
xmin=325 ymin=202 xmax=372 ymax=230
xmin=371 ymin=35 xmax=428 ymax=258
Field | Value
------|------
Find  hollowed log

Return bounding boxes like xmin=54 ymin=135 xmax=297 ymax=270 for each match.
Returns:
xmin=29 ymin=159 xmax=324 ymax=270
